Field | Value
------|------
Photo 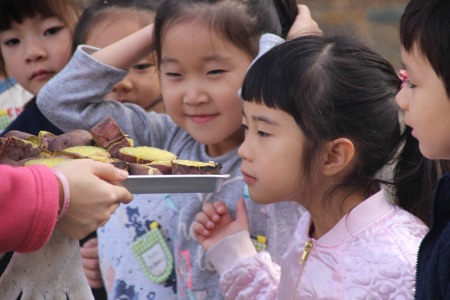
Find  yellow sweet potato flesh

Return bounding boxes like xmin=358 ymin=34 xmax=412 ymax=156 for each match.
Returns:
xmin=23 ymin=157 xmax=71 ymax=168
xmin=172 ymin=159 xmax=222 ymax=175
xmin=119 ymin=146 xmax=178 ymax=164
xmin=62 ymin=146 xmax=111 ymax=159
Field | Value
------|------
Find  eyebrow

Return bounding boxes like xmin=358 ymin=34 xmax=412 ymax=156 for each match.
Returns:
xmin=242 ymin=110 xmax=280 ymax=126
xmin=160 ymin=54 xmax=231 ymax=65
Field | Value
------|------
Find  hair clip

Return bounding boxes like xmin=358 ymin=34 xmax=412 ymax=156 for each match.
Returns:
xmin=399 ymin=69 xmax=408 ymax=89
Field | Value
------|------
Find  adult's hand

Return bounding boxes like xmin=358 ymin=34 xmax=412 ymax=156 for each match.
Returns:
xmin=53 ymin=159 xmax=133 ymax=240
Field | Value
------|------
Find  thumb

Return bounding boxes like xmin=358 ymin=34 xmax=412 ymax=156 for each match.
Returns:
xmin=235 ymin=198 xmax=249 ymax=229
xmin=90 ymin=161 xmax=129 ymax=182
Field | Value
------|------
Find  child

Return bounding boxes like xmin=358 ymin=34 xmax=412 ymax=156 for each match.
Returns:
xmin=395 ymin=0 xmax=450 ymax=298
xmin=73 ymin=0 xmax=164 ymax=113
xmin=0 ymin=0 xmax=83 ymax=136
xmin=37 ymin=0 xmax=304 ymax=298
xmin=193 ymin=34 xmax=429 ymax=299
xmin=71 ymin=0 xmax=164 ymax=296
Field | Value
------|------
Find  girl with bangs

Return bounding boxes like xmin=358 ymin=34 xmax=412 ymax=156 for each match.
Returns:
xmin=37 ymin=1 xmax=311 ymax=298
xmin=0 ymin=0 xmax=82 ymax=137
xmin=193 ymin=33 xmax=429 ymax=299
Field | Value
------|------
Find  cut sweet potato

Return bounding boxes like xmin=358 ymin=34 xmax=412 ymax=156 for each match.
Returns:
xmin=90 ymin=116 xmax=128 ymax=149
xmin=107 ymin=137 xmax=133 ymax=159
xmin=147 ymin=160 xmax=173 ymax=174
xmin=119 ymin=146 xmax=178 ymax=164
xmin=128 ymin=163 xmax=163 ymax=175
xmin=4 ymin=130 xmax=37 ymax=143
xmin=0 ymin=136 xmax=40 ymax=164
xmin=62 ymin=145 xmax=111 ymax=159
xmin=172 ymin=159 xmax=222 ymax=175
xmin=47 ymin=129 xmax=94 ymax=151
xmin=37 ymin=130 xmax=56 ymax=149
xmin=23 ymin=157 xmax=71 ymax=168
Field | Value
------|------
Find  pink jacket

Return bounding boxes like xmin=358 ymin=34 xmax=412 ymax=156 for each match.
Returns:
xmin=207 ymin=190 xmax=428 ymax=299
xmin=0 ymin=164 xmax=59 ymax=253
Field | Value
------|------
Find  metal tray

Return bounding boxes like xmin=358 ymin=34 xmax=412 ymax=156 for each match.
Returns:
xmin=122 ymin=174 xmax=230 ymax=194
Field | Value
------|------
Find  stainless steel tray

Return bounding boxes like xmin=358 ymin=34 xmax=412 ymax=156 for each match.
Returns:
xmin=122 ymin=174 xmax=230 ymax=194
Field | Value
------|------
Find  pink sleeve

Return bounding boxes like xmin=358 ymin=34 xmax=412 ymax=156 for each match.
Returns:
xmin=0 ymin=164 xmax=59 ymax=253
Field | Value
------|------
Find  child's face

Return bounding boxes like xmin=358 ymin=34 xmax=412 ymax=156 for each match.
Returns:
xmin=159 ymin=22 xmax=252 ymax=156
xmin=396 ymin=44 xmax=450 ymax=160
xmin=86 ymin=17 xmax=162 ymax=112
xmin=0 ymin=16 xmax=72 ymax=95
xmin=238 ymin=101 xmax=304 ymax=204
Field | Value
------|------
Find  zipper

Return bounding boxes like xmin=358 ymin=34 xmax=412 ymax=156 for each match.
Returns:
xmin=293 ymin=240 xmax=314 ymax=299
xmin=299 ymin=240 xmax=313 ymax=264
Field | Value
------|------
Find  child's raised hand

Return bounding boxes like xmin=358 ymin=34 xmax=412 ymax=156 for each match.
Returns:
xmin=193 ymin=199 xmax=248 ymax=252
xmin=287 ymin=5 xmax=322 ymax=39
xmin=80 ymin=237 xmax=104 ymax=288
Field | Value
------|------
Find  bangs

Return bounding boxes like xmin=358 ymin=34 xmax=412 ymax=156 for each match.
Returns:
xmin=241 ymin=47 xmax=290 ymax=110
xmin=0 ymin=0 xmax=54 ymax=30
xmin=0 ymin=0 xmax=81 ymax=31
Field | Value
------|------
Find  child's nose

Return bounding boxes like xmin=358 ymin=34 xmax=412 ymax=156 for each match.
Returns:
xmin=182 ymin=87 xmax=209 ymax=105
xmin=238 ymin=137 xmax=252 ymax=162
xmin=113 ymin=76 xmax=133 ymax=93
xmin=25 ymin=43 xmax=47 ymax=63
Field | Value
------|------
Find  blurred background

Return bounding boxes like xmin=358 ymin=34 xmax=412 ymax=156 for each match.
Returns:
xmin=302 ymin=0 xmax=409 ymax=69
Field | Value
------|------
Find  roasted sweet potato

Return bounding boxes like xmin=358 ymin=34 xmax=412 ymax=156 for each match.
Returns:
xmin=62 ymin=145 xmax=111 ymax=159
xmin=23 ymin=156 xmax=71 ymax=168
xmin=37 ymin=130 xmax=56 ymax=149
xmin=172 ymin=159 xmax=222 ymax=175
xmin=119 ymin=146 xmax=178 ymax=164
xmin=106 ymin=137 xmax=133 ymax=159
xmin=47 ymin=129 xmax=94 ymax=151
xmin=90 ymin=116 xmax=128 ymax=149
xmin=147 ymin=160 xmax=173 ymax=174
xmin=3 ymin=130 xmax=37 ymax=142
xmin=0 ymin=136 xmax=41 ymax=164
xmin=128 ymin=163 xmax=163 ymax=175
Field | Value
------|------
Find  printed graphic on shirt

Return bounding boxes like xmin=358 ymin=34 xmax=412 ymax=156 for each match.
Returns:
xmin=132 ymin=221 xmax=174 ymax=283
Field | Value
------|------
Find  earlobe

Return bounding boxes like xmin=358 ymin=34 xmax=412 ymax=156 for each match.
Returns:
xmin=321 ymin=138 xmax=355 ymax=176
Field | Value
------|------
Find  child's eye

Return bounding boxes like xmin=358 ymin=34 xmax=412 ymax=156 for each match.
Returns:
xmin=165 ymin=72 xmax=182 ymax=78
xmin=44 ymin=26 xmax=64 ymax=36
xmin=257 ymin=130 xmax=270 ymax=137
xmin=240 ymin=123 xmax=248 ymax=131
xmin=132 ymin=63 xmax=153 ymax=71
xmin=406 ymin=80 xmax=417 ymax=89
xmin=207 ymin=69 xmax=225 ymax=76
xmin=3 ymin=38 xmax=19 ymax=46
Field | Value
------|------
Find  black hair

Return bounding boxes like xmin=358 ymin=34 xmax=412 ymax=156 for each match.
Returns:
xmin=153 ymin=0 xmax=298 ymax=68
xmin=241 ymin=34 xmax=409 ymax=213
xmin=0 ymin=0 xmax=83 ymax=76
xmin=400 ymin=0 xmax=450 ymax=96
xmin=72 ymin=0 xmax=163 ymax=52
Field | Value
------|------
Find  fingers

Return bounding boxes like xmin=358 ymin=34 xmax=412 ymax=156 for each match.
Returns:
xmin=287 ymin=4 xmax=322 ymax=39
xmin=89 ymin=160 xmax=129 ymax=182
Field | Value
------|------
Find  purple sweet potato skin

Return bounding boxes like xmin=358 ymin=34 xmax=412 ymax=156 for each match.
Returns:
xmin=90 ymin=116 xmax=126 ymax=149
xmin=47 ymin=129 xmax=94 ymax=151
xmin=0 ymin=137 xmax=40 ymax=164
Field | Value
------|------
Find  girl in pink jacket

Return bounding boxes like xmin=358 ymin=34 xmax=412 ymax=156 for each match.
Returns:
xmin=194 ymin=33 xmax=429 ymax=299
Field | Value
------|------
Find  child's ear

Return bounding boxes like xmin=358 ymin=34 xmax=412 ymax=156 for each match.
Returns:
xmin=321 ymin=138 xmax=355 ymax=176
